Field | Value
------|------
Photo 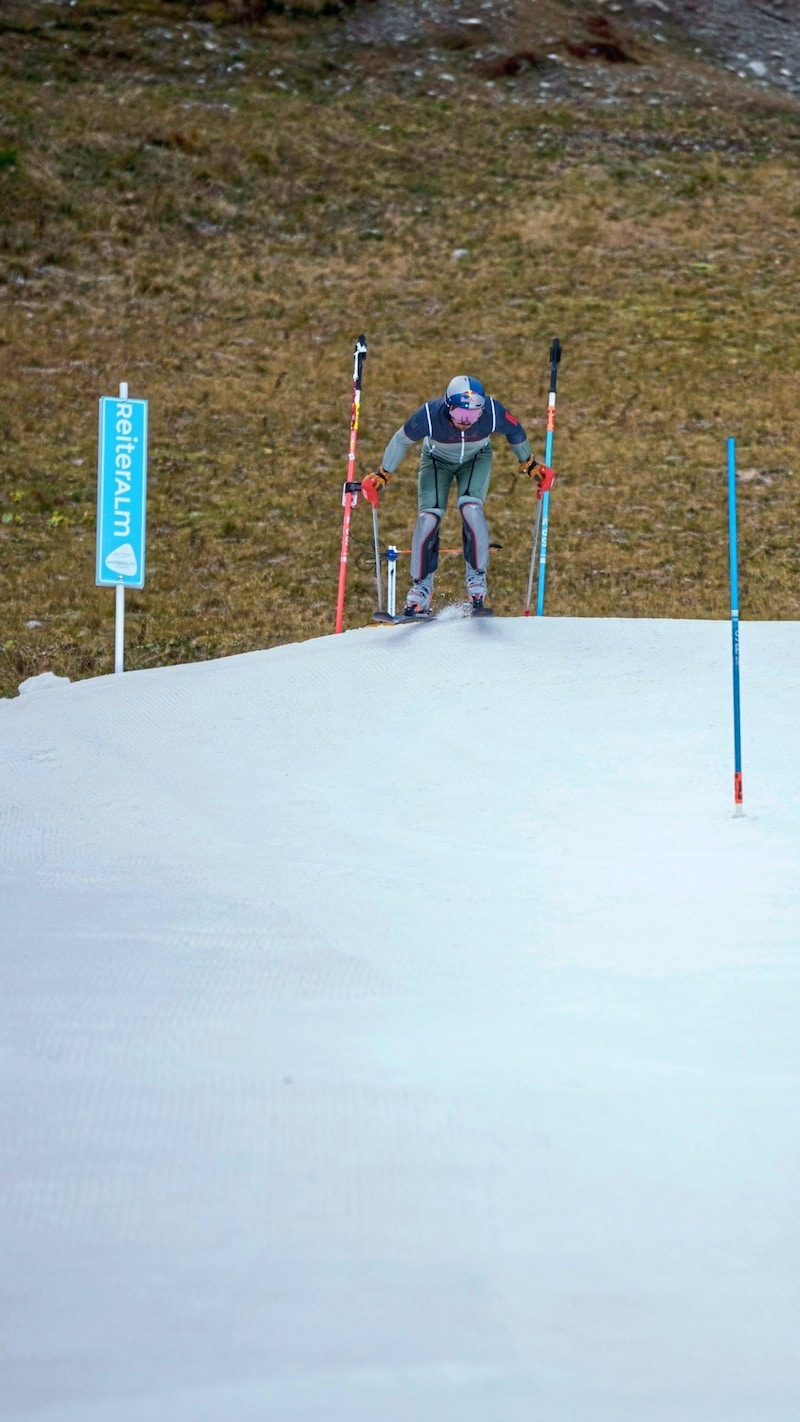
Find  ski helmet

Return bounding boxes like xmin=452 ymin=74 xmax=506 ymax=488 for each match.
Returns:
xmin=444 ymin=376 xmax=486 ymax=412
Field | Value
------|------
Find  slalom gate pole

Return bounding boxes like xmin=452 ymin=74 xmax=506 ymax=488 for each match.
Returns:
xmin=372 ymin=504 xmax=383 ymax=613
xmin=727 ymin=436 xmax=744 ymax=814
xmin=535 ymin=337 xmax=562 ymax=617
xmin=335 ymin=334 xmax=368 ymax=634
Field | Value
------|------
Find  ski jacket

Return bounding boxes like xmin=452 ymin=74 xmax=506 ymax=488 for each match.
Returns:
xmin=381 ymin=396 xmax=530 ymax=472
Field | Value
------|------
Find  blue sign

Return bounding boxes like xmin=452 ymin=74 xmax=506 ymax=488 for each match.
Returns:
xmin=96 ymin=396 xmax=148 ymax=588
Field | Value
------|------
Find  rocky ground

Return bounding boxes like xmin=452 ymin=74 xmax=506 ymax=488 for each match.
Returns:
xmin=343 ymin=0 xmax=800 ymax=105
xmin=662 ymin=0 xmax=800 ymax=92
xmin=3 ymin=1 xmax=798 ymax=111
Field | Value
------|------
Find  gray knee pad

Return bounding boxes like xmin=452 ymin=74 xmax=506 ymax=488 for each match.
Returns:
xmin=458 ymin=498 xmax=490 ymax=572
xmin=411 ymin=509 xmax=442 ymax=580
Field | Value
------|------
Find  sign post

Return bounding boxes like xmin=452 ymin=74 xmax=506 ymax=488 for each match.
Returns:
xmin=96 ymin=382 xmax=148 ymax=673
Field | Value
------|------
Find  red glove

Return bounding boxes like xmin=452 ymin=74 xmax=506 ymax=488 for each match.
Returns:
xmin=520 ymin=456 xmax=556 ymax=499
xmin=361 ymin=468 xmax=392 ymax=507
xmin=533 ymin=463 xmax=556 ymax=498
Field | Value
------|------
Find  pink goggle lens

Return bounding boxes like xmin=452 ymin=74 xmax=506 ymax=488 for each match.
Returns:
xmin=450 ymin=406 xmax=483 ymax=425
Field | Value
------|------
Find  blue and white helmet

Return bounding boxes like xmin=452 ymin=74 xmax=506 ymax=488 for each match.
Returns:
xmin=444 ymin=375 xmax=486 ymax=412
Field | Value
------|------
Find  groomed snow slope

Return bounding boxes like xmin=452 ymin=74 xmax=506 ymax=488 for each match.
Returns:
xmin=2 ymin=614 xmax=800 ymax=1422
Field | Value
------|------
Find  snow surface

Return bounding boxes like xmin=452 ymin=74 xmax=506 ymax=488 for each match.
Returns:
xmin=2 ymin=614 xmax=800 ymax=1422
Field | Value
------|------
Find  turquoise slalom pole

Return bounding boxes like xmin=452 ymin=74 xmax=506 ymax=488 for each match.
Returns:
xmin=536 ymin=337 xmax=561 ymax=616
xmin=727 ymin=436 xmax=743 ymax=813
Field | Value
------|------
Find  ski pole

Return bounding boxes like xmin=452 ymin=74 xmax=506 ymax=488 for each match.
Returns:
xmin=372 ymin=504 xmax=383 ymax=613
xmin=727 ymin=436 xmax=744 ymax=814
xmin=335 ymin=334 xmax=368 ymax=633
xmin=535 ymin=337 xmax=562 ymax=617
xmin=524 ymin=498 xmax=544 ymax=615
xmin=386 ymin=545 xmax=398 ymax=616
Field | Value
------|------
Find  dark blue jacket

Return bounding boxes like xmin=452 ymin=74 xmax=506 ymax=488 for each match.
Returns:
xmin=403 ymin=396 xmax=528 ymax=449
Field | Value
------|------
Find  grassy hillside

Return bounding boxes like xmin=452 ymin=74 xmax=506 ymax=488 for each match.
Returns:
xmin=1 ymin=0 xmax=799 ymax=696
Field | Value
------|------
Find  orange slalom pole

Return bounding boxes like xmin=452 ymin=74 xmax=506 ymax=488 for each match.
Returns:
xmin=335 ymin=335 xmax=368 ymax=633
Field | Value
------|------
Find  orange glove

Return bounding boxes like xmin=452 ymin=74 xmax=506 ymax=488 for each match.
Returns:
xmin=361 ymin=467 xmax=392 ymax=507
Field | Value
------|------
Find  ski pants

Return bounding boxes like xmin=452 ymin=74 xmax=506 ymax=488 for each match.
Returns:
xmin=409 ymin=445 xmax=493 ymax=597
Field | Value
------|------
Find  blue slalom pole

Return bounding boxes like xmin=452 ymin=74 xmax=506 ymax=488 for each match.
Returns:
xmin=536 ymin=338 xmax=561 ymax=616
xmin=727 ymin=436 xmax=743 ymax=813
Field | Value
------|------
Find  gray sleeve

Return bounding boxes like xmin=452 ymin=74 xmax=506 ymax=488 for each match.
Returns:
xmin=381 ymin=427 xmax=415 ymax=474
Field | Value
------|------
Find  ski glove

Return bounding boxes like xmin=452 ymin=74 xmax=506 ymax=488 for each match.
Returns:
xmin=520 ymin=456 xmax=556 ymax=499
xmin=361 ymin=467 xmax=392 ymax=507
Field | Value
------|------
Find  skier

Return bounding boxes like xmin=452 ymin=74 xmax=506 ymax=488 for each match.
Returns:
xmin=361 ymin=375 xmax=555 ymax=616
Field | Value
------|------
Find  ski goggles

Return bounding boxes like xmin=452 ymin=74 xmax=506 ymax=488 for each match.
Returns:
xmin=449 ymin=406 xmax=483 ymax=426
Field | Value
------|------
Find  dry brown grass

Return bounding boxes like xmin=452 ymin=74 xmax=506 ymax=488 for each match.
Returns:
xmin=1 ymin=1 xmax=799 ymax=696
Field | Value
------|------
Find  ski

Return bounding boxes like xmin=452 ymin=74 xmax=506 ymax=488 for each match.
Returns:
xmin=373 ymin=605 xmax=494 ymax=625
xmin=372 ymin=610 xmax=434 ymax=625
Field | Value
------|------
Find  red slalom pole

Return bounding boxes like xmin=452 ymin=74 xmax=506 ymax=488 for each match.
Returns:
xmin=335 ymin=334 xmax=368 ymax=633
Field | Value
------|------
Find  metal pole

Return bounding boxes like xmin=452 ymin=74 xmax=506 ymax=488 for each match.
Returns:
xmin=114 ymin=584 xmax=125 ymax=674
xmin=536 ymin=337 xmax=561 ymax=616
xmin=727 ymin=437 xmax=743 ymax=814
xmin=387 ymin=545 xmax=398 ymax=617
xmin=524 ymin=499 xmax=543 ymax=615
xmin=372 ymin=504 xmax=383 ymax=613
xmin=335 ymin=335 xmax=368 ymax=633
